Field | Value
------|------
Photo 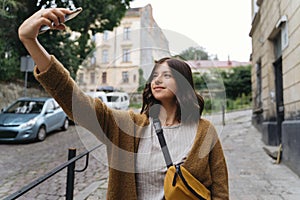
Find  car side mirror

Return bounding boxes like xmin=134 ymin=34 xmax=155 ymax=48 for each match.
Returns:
xmin=46 ymin=109 xmax=54 ymax=114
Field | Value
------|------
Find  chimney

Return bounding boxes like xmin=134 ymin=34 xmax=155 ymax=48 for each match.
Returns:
xmin=227 ymin=55 xmax=232 ymax=65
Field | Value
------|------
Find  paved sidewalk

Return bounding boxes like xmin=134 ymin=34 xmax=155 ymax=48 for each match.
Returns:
xmin=220 ymin=109 xmax=300 ymax=200
xmin=76 ymin=109 xmax=300 ymax=199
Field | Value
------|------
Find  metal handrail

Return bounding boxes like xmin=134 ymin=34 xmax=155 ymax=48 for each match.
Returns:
xmin=4 ymin=144 xmax=103 ymax=200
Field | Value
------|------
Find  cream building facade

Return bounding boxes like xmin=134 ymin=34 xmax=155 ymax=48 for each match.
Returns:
xmin=76 ymin=4 xmax=170 ymax=93
xmin=250 ymin=0 xmax=300 ymax=175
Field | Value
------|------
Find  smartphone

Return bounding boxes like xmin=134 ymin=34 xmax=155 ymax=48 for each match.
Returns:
xmin=39 ymin=7 xmax=83 ymax=34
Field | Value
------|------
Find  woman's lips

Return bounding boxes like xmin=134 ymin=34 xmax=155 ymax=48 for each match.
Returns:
xmin=153 ymin=86 xmax=165 ymax=91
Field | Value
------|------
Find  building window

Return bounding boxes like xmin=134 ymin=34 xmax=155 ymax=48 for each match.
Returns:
xmin=102 ymin=72 xmax=107 ymax=84
xmin=103 ymin=30 xmax=109 ymax=41
xmin=281 ymin=22 xmax=289 ymax=50
xmin=122 ymin=49 xmax=130 ymax=62
xmin=274 ymin=33 xmax=282 ymax=59
xmin=255 ymin=62 xmax=262 ymax=108
xmin=123 ymin=27 xmax=130 ymax=40
xmin=90 ymin=72 xmax=96 ymax=84
xmin=122 ymin=71 xmax=129 ymax=83
xmin=102 ymin=50 xmax=108 ymax=63
xmin=251 ymin=1 xmax=262 ymax=21
xmin=45 ymin=100 xmax=55 ymax=111
xmin=78 ymin=73 xmax=84 ymax=85
xmin=133 ymin=74 xmax=136 ymax=82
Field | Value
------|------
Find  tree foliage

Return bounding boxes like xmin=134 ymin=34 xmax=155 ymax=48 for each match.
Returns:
xmin=193 ymin=65 xmax=252 ymax=100
xmin=221 ymin=65 xmax=252 ymax=99
xmin=35 ymin=0 xmax=132 ymax=78
xmin=0 ymin=0 xmax=23 ymax=81
xmin=0 ymin=0 xmax=133 ymax=81
xmin=137 ymin=68 xmax=146 ymax=92
xmin=179 ymin=46 xmax=210 ymax=60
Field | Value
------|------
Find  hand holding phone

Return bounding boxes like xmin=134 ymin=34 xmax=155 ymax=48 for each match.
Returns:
xmin=39 ymin=7 xmax=82 ymax=34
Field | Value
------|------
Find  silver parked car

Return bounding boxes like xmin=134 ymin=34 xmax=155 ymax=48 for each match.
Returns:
xmin=106 ymin=92 xmax=130 ymax=110
xmin=0 ymin=97 xmax=69 ymax=142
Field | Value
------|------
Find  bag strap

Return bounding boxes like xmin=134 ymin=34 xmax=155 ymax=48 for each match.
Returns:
xmin=153 ymin=118 xmax=173 ymax=168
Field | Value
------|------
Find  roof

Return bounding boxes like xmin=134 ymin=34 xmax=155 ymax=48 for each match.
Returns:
xmin=106 ymin=92 xmax=128 ymax=96
xmin=125 ymin=7 xmax=142 ymax=17
xmin=187 ymin=60 xmax=251 ymax=70
xmin=126 ymin=4 xmax=153 ymax=17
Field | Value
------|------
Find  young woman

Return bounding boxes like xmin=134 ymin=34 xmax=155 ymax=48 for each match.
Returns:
xmin=18 ymin=8 xmax=229 ymax=200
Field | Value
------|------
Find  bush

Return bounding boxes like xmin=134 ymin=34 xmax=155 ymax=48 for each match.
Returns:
xmin=203 ymin=93 xmax=251 ymax=114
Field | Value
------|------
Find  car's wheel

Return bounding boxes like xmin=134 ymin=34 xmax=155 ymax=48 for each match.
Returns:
xmin=61 ymin=118 xmax=69 ymax=131
xmin=37 ymin=126 xmax=46 ymax=141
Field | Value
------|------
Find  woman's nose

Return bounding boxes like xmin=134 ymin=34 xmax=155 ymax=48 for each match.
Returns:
xmin=153 ymin=75 xmax=162 ymax=84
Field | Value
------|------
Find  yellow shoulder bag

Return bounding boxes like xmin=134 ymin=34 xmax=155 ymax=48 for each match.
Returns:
xmin=153 ymin=118 xmax=211 ymax=200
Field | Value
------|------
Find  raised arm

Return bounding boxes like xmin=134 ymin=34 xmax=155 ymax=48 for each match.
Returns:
xmin=18 ymin=8 xmax=72 ymax=72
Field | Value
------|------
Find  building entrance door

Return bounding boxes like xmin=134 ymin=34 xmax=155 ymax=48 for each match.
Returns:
xmin=273 ymin=56 xmax=284 ymax=143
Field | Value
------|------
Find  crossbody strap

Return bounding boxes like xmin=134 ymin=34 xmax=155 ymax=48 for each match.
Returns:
xmin=153 ymin=118 xmax=173 ymax=168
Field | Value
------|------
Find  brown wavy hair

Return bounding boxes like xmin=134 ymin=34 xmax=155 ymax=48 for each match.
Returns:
xmin=140 ymin=57 xmax=204 ymax=123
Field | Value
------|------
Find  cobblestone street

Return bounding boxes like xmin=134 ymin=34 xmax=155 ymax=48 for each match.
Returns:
xmin=2 ymin=109 xmax=300 ymax=199
xmin=220 ymin=110 xmax=300 ymax=199
xmin=81 ymin=109 xmax=300 ymax=199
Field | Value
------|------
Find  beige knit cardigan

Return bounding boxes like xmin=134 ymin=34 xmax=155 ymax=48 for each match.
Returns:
xmin=34 ymin=56 xmax=229 ymax=200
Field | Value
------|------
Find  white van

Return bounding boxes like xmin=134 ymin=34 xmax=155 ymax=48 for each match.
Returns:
xmin=106 ymin=92 xmax=130 ymax=110
xmin=85 ymin=91 xmax=108 ymax=105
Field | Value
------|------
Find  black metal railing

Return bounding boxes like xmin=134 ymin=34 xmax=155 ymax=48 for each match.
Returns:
xmin=4 ymin=144 xmax=103 ymax=200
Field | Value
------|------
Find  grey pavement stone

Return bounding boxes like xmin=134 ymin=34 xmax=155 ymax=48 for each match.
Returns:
xmin=74 ymin=179 xmax=106 ymax=200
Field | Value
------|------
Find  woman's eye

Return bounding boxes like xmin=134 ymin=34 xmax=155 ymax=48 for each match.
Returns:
xmin=164 ymin=74 xmax=172 ymax=78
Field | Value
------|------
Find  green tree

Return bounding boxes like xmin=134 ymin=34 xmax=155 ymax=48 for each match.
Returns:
xmin=138 ymin=68 xmax=146 ymax=92
xmin=0 ymin=0 xmax=23 ymax=81
xmin=23 ymin=0 xmax=133 ymax=78
xmin=194 ymin=66 xmax=252 ymax=112
xmin=0 ymin=0 xmax=133 ymax=81
xmin=193 ymin=72 xmax=210 ymax=91
xmin=221 ymin=65 xmax=252 ymax=99
xmin=179 ymin=46 xmax=210 ymax=60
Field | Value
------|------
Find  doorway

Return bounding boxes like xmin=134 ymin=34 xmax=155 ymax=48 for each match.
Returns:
xmin=273 ymin=56 xmax=284 ymax=143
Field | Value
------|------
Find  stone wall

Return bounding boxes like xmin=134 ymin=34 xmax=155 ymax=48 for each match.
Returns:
xmin=0 ymin=82 xmax=48 ymax=109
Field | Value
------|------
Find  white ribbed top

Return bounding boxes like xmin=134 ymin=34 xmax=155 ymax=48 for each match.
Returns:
xmin=136 ymin=120 xmax=197 ymax=200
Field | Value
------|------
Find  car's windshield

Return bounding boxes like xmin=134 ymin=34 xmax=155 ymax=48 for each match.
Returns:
xmin=107 ymin=96 xmax=119 ymax=102
xmin=5 ymin=100 xmax=45 ymax=114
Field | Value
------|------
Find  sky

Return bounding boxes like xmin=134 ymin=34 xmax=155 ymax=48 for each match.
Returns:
xmin=130 ymin=0 xmax=252 ymax=62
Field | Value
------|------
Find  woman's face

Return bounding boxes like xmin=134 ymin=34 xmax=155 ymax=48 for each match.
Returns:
xmin=150 ymin=62 xmax=177 ymax=103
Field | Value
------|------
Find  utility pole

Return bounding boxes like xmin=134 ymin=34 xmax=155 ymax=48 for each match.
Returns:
xmin=21 ymin=56 xmax=35 ymax=97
